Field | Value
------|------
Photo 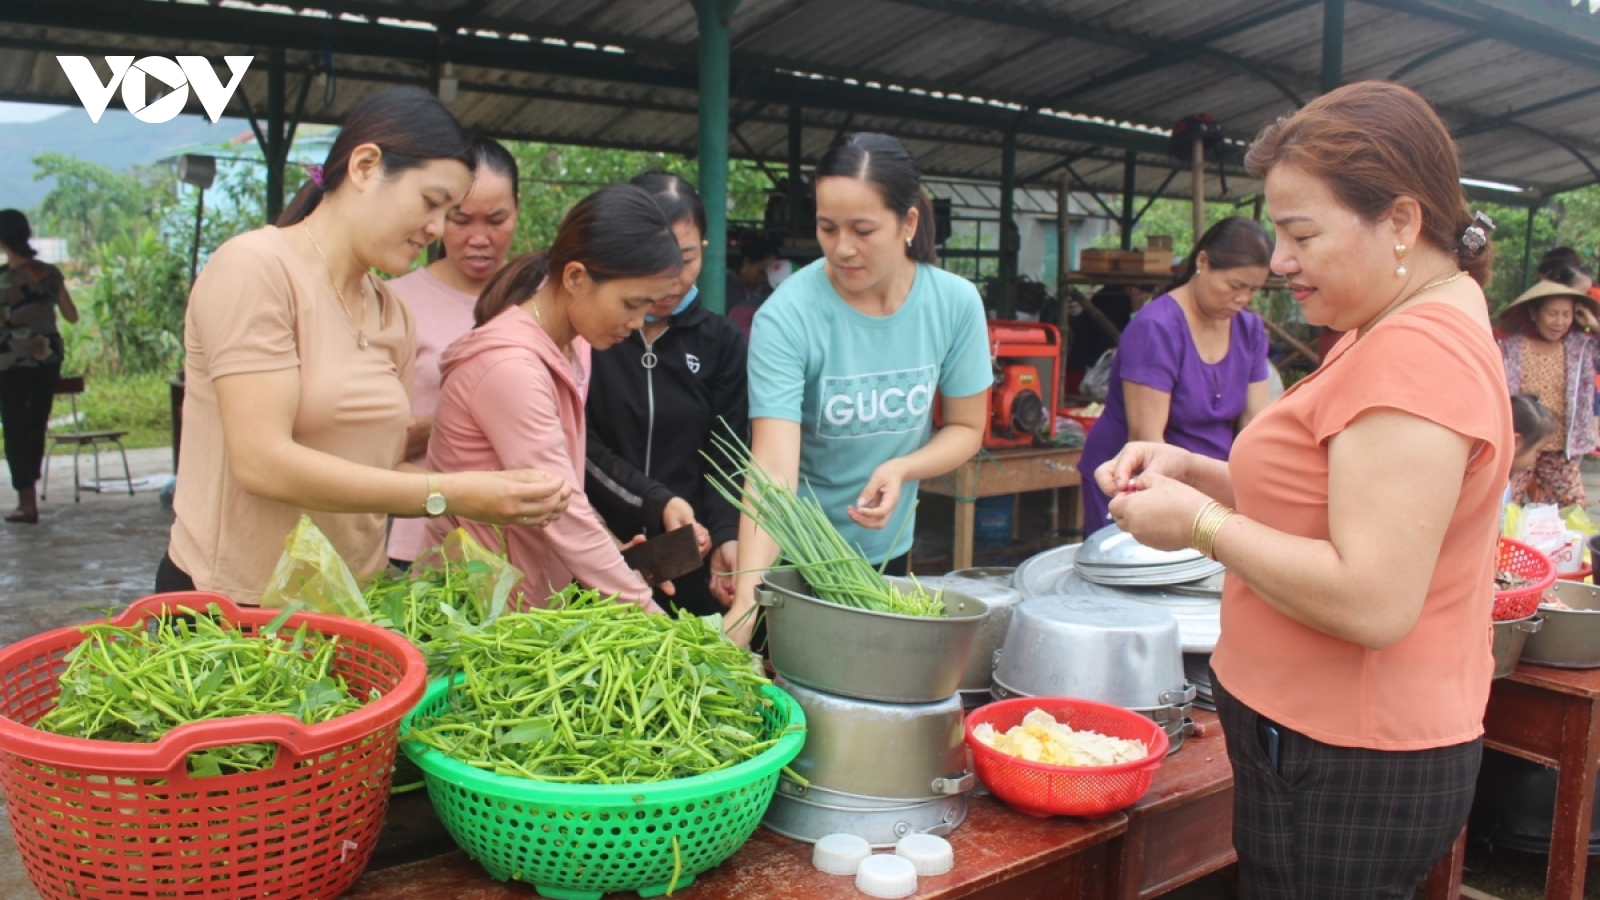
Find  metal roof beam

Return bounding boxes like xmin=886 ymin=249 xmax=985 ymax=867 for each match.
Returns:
xmin=876 ymin=0 xmax=1148 ymax=51
xmin=1423 ymin=0 xmax=1600 ymax=55
xmin=1048 ymin=0 xmax=1320 ymax=105
xmin=1386 ymin=34 xmax=1484 ymax=79
xmin=436 ymin=0 xmax=497 ymax=35
xmin=1452 ymin=83 xmax=1600 ymax=138
xmin=1359 ymin=0 xmax=1600 ymax=73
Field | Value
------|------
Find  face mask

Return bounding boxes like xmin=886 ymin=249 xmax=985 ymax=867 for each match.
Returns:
xmin=644 ymin=285 xmax=697 ymax=323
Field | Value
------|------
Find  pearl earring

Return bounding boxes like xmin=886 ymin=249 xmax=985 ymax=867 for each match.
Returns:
xmin=1394 ymin=244 xmax=1408 ymax=277
xmin=906 ymin=236 xmax=913 ymax=249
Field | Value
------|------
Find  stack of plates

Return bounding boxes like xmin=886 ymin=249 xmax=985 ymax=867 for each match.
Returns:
xmin=1184 ymin=654 xmax=1215 ymax=710
xmin=1073 ymin=525 xmax=1224 ymax=587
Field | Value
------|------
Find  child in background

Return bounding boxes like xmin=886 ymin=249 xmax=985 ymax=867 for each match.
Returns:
xmin=1512 ymin=393 xmax=1557 ymax=481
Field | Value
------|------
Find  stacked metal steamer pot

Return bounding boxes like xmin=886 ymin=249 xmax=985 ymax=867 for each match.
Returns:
xmin=755 ymin=570 xmax=993 ymax=847
xmin=1001 ymin=525 xmax=1224 ymax=752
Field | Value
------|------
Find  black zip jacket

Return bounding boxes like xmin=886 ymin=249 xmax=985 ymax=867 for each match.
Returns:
xmin=584 ymin=299 xmax=749 ymax=552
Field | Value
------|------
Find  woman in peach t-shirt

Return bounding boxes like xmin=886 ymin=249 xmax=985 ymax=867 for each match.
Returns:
xmin=386 ymin=137 xmax=520 ymax=567
xmin=1098 ymin=83 xmax=1511 ymax=897
xmin=161 ymin=89 xmax=568 ymax=603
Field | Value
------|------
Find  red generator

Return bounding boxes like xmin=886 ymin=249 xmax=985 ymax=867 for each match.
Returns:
xmin=987 ymin=321 xmax=1061 ymax=448
xmin=937 ymin=321 xmax=1062 ymax=449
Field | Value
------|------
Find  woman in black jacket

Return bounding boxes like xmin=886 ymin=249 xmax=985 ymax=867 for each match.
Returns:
xmin=585 ymin=172 xmax=749 ymax=616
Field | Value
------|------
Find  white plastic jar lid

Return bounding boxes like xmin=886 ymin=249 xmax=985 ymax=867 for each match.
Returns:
xmin=895 ymin=833 xmax=954 ymax=876
xmin=812 ymin=833 xmax=872 ymax=876
xmin=856 ymin=853 xmax=919 ymax=899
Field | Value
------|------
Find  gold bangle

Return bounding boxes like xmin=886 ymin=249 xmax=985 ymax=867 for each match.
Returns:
xmin=1191 ymin=500 xmax=1237 ymax=560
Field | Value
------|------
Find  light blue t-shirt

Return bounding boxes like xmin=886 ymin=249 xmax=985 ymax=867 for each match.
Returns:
xmin=748 ymin=259 xmax=992 ymax=563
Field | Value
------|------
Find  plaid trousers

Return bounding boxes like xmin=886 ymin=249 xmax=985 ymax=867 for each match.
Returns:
xmin=1212 ymin=672 xmax=1480 ymax=899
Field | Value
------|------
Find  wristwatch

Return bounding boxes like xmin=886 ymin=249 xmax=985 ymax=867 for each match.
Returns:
xmin=424 ymin=474 xmax=448 ymax=518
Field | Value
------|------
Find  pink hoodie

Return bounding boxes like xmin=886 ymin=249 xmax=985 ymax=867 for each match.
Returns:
xmin=424 ymin=304 xmax=661 ymax=611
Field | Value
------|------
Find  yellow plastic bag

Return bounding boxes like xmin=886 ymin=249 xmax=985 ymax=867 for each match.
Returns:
xmin=1563 ymin=505 xmax=1599 ymax=538
xmin=258 ymin=515 xmax=369 ymax=618
xmin=1503 ymin=503 xmax=1522 ymax=540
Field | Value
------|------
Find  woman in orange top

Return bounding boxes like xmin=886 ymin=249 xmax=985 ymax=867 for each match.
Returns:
xmin=1099 ymin=82 xmax=1511 ymax=897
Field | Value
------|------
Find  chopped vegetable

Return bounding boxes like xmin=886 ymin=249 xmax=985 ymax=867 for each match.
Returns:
xmin=974 ymin=709 xmax=1149 ymax=767
xmin=36 ymin=605 xmax=371 ymax=776
xmin=407 ymin=585 xmax=792 ymax=783
xmin=703 ymin=428 xmax=945 ymax=617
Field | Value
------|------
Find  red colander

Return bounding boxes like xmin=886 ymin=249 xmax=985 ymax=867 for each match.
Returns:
xmin=965 ymin=696 xmax=1167 ymax=819
xmin=1496 ymin=537 xmax=1556 ymax=621
xmin=0 ymin=592 xmax=426 ymax=900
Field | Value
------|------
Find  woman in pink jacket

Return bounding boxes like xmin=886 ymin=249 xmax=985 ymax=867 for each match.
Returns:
xmin=425 ymin=184 xmax=683 ymax=609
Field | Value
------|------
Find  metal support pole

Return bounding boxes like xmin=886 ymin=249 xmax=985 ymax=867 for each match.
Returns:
xmin=787 ymin=103 xmax=805 ymax=235
xmin=1522 ymin=203 xmax=1540 ymax=290
xmin=998 ymin=127 xmax=1018 ymax=319
xmin=189 ymin=188 xmax=205 ymax=285
xmin=1191 ymin=135 xmax=1205 ymax=246
xmin=696 ymin=0 xmax=741 ymax=315
xmin=1322 ymin=0 xmax=1345 ymax=94
xmin=1120 ymin=150 xmax=1137 ymax=251
xmin=1057 ymin=172 xmax=1072 ymax=337
xmin=266 ymin=47 xmax=286 ymax=224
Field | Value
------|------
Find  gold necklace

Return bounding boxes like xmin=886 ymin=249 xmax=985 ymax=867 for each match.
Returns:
xmin=1355 ymin=270 xmax=1467 ymax=341
xmin=303 ymin=226 xmax=370 ymax=350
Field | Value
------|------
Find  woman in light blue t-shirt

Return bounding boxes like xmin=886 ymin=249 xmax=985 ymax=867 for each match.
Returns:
xmin=728 ymin=133 xmax=993 ymax=647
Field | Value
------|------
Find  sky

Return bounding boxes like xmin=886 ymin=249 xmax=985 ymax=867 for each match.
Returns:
xmin=0 ymin=101 xmax=71 ymax=123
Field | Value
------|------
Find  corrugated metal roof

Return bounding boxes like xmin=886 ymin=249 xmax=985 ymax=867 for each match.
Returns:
xmin=0 ymin=0 xmax=1596 ymax=202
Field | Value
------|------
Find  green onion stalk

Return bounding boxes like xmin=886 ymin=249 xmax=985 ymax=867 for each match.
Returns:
xmin=703 ymin=429 xmax=945 ymax=618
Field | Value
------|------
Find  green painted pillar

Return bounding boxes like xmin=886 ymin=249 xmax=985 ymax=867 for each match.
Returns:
xmin=696 ymin=0 xmax=741 ymax=314
xmin=1321 ymin=0 xmax=1344 ymax=94
xmin=1120 ymin=150 xmax=1137 ymax=251
xmin=997 ymin=128 xmax=1018 ymax=319
xmin=265 ymin=47 xmax=286 ymax=224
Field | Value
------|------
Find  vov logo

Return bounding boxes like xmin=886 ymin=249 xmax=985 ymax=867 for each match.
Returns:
xmin=57 ymin=56 xmax=252 ymax=124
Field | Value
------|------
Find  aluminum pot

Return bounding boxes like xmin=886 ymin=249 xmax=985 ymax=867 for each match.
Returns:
xmin=775 ymin=676 xmax=973 ymax=802
xmin=763 ymin=780 xmax=969 ymax=847
xmin=1523 ymin=580 xmax=1600 ymax=668
xmin=1492 ymin=613 xmax=1543 ymax=678
xmin=757 ymin=569 xmax=988 ymax=703
xmin=992 ymin=594 xmax=1186 ymax=709
xmin=931 ymin=570 xmax=1024 ymax=697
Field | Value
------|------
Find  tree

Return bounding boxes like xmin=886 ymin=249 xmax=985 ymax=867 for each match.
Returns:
xmin=504 ymin=142 xmax=774 ymax=253
xmin=31 ymin=153 xmax=169 ymax=264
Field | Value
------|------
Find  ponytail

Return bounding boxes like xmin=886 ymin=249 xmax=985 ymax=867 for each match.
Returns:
xmin=475 ymin=252 xmax=549 ymax=327
xmin=908 ymin=190 xmax=938 ymax=265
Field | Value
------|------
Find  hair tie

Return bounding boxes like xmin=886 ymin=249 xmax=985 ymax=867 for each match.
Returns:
xmin=305 ymin=164 xmax=326 ymax=190
xmin=1461 ymin=210 xmax=1495 ymax=252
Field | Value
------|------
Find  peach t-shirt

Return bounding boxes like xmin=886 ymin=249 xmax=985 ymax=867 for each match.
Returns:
xmin=1211 ymin=302 xmax=1511 ymax=750
xmin=170 ymin=226 xmax=415 ymax=603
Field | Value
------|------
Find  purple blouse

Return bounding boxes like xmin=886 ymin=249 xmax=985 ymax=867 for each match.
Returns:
xmin=1077 ymin=293 xmax=1270 ymax=525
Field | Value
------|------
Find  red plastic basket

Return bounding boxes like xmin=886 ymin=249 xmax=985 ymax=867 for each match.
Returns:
xmin=965 ymin=697 xmax=1168 ymax=820
xmin=1496 ymin=537 xmax=1557 ymax=621
xmin=0 ymin=592 xmax=426 ymax=900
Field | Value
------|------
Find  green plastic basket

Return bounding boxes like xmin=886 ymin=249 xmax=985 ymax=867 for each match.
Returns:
xmin=400 ymin=676 xmax=805 ymax=900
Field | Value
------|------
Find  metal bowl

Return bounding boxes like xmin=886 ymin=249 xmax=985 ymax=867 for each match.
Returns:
xmin=927 ymin=571 xmax=1024 ymax=695
xmin=757 ymin=569 xmax=989 ymax=703
xmin=1051 ymin=569 xmax=1220 ymax=653
xmin=1523 ymin=580 xmax=1600 ymax=668
xmin=992 ymin=594 xmax=1186 ymax=709
xmin=774 ymin=676 xmax=972 ymax=802
xmin=1014 ymin=544 xmax=1079 ymax=599
xmin=1493 ymin=613 xmax=1544 ymax=678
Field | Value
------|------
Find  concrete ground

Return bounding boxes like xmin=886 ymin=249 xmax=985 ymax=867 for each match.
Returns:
xmin=4 ymin=449 xmax=1600 ymax=899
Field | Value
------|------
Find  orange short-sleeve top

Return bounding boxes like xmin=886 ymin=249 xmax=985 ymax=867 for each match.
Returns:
xmin=1210 ymin=302 xmax=1512 ymax=750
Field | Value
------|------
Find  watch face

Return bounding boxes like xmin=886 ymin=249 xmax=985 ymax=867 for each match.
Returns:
xmin=426 ymin=494 xmax=447 ymax=516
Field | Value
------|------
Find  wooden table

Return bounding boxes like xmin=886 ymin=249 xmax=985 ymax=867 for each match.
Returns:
xmin=920 ymin=446 xmax=1084 ymax=569
xmin=1477 ymin=663 xmax=1600 ymax=900
xmin=345 ymin=794 xmax=1127 ymax=900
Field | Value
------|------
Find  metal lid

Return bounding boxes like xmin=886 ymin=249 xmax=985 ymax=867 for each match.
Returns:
xmin=1014 ymin=593 xmax=1179 ymax=636
xmin=1075 ymin=523 xmax=1209 ymax=569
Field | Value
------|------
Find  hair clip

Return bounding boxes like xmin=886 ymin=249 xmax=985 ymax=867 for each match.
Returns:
xmin=1461 ymin=211 xmax=1495 ymax=252
xmin=305 ymin=164 xmax=326 ymax=189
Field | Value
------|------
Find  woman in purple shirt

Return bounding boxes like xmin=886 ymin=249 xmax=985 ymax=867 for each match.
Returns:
xmin=1078 ymin=217 xmax=1273 ymax=526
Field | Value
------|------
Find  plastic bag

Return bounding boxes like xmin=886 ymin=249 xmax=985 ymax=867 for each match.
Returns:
xmin=1081 ymin=349 xmax=1116 ymax=402
xmin=411 ymin=527 xmax=523 ymax=622
xmin=1563 ymin=505 xmax=1599 ymax=538
xmin=259 ymin=515 xmax=369 ymax=617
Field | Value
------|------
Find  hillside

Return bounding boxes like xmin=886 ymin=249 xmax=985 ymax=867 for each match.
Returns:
xmin=0 ymin=107 xmax=253 ymax=210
